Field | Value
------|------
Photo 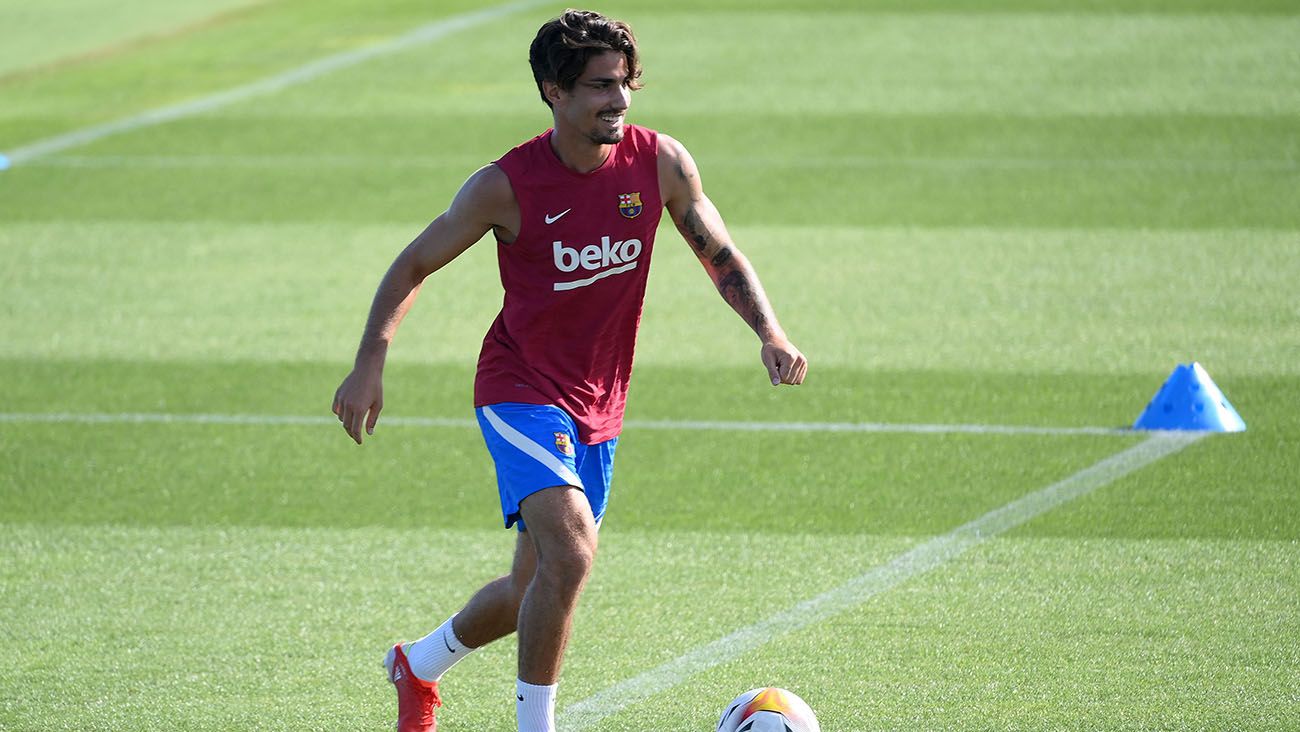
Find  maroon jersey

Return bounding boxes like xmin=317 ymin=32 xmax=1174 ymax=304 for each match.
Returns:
xmin=474 ymin=125 xmax=663 ymax=444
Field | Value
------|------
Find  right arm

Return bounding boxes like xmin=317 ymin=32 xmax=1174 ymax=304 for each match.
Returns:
xmin=332 ymin=165 xmax=517 ymax=444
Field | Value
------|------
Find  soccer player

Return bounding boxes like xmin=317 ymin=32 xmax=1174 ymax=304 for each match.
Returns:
xmin=332 ymin=9 xmax=807 ymax=732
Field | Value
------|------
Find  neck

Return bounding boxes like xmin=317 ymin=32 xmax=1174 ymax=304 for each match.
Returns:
xmin=549 ymin=125 xmax=614 ymax=174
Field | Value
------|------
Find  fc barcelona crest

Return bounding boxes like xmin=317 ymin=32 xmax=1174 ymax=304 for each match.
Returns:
xmin=554 ymin=432 xmax=575 ymax=457
xmin=618 ymin=192 xmax=643 ymax=219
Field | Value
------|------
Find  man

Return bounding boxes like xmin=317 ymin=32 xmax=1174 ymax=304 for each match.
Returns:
xmin=332 ymin=9 xmax=807 ymax=732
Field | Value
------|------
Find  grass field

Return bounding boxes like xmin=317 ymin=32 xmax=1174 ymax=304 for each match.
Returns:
xmin=2 ymin=1 xmax=1299 ymax=730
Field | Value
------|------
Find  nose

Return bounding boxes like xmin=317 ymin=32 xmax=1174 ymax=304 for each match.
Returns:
xmin=610 ymin=84 xmax=630 ymax=111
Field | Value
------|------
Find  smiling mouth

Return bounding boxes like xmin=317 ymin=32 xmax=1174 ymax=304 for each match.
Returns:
xmin=598 ymin=111 xmax=624 ymax=125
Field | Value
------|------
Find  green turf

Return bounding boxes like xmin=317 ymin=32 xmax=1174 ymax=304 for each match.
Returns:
xmin=0 ymin=0 xmax=266 ymax=77
xmin=2 ymin=223 xmax=1296 ymax=374
xmin=677 ymin=536 xmax=1300 ymax=731
xmin=2 ymin=0 xmax=1298 ymax=729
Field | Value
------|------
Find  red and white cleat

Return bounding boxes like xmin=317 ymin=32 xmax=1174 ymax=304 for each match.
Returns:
xmin=384 ymin=643 xmax=442 ymax=732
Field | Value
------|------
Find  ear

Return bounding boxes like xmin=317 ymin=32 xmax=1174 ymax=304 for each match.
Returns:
xmin=542 ymin=79 xmax=564 ymax=106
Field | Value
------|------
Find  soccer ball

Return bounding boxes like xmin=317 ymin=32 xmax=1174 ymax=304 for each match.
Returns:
xmin=716 ymin=687 xmax=820 ymax=732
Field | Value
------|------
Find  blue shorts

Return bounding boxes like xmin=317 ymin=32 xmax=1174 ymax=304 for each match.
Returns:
xmin=476 ymin=402 xmax=618 ymax=532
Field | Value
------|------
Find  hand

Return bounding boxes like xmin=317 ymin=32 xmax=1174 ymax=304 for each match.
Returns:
xmin=761 ymin=338 xmax=808 ymax=386
xmin=332 ymin=363 xmax=384 ymax=444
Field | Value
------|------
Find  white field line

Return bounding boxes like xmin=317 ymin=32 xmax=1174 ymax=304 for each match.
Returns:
xmin=0 ymin=412 xmax=470 ymax=428
xmin=0 ymin=0 xmax=547 ymax=166
xmin=0 ymin=411 xmax=1135 ymax=437
xmin=559 ymin=431 xmax=1208 ymax=730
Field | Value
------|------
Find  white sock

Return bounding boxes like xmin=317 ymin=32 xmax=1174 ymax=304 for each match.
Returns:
xmin=515 ymin=679 xmax=557 ymax=732
xmin=406 ymin=614 xmax=474 ymax=682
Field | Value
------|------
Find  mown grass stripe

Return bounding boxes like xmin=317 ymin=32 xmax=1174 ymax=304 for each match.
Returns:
xmin=25 ymin=153 xmax=1299 ymax=173
xmin=0 ymin=0 xmax=547 ymax=166
xmin=0 ymin=411 xmax=1136 ymax=436
xmin=558 ymin=431 xmax=1209 ymax=729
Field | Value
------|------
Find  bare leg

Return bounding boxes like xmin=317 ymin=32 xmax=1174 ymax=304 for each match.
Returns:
xmin=514 ymin=486 xmax=599 ymax=684
xmin=451 ymin=532 xmax=537 ymax=648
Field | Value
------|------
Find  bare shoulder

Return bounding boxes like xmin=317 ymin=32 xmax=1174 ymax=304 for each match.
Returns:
xmin=657 ymin=132 xmax=686 ymax=162
xmin=455 ymin=164 xmax=515 ymax=212
xmin=656 ymin=133 xmax=702 ymax=206
xmin=449 ymin=163 xmax=520 ymax=239
xmin=656 ymin=133 xmax=696 ymax=178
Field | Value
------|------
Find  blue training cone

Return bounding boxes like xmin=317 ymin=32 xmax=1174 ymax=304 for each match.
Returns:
xmin=1134 ymin=362 xmax=1245 ymax=432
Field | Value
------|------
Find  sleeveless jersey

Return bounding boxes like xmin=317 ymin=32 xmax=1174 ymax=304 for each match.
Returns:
xmin=474 ymin=124 xmax=663 ymax=444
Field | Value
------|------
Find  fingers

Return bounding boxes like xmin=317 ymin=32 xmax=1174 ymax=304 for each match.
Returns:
xmin=779 ymin=353 xmax=796 ymax=384
xmin=348 ymin=406 xmax=365 ymax=444
xmin=778 ymin=354 xmax=807 ymax=385
xmin=335 ymin=392 xmax=364 ymax=444
xmin=763 ymin=344 xmax=808 ymax=386
xmin=337 ymin=402 xmax=356 ymax=444
xmin=765 ymin=356 xmax=782 ymax=386
xmin=333 ymin=370 xmax=384 ymax=444
xmin=783 ymin=349 xmax=807 ymax=385
xmin=332 ymin=386 xmax=356 ymax=443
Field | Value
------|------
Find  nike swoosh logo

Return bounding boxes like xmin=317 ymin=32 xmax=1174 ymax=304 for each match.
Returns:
xmin=443 ymin=629 xmax=456 ymax=654
xmin=545 ymin=209 xmax=571 ymax=224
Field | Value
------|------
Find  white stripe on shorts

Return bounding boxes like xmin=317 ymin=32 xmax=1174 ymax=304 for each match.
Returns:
xmin=480 ymin=405 xmax=583 ymax=489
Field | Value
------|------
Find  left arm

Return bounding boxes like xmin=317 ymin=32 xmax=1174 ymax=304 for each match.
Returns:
xmin=658 ymin=133 xmax=808 ymax=386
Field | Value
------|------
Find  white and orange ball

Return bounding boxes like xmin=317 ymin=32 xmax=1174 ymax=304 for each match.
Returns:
xmin=716 ymin=687 xmax=820 ymax=732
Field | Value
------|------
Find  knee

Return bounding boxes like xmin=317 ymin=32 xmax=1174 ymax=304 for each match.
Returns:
xmin=537 ymin=535 xmax=596 ymax=595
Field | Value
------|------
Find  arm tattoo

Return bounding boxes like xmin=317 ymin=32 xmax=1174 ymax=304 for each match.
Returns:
xmin=683 ymin=203 xmax=730 ymax=263
xmin=716 ymin=269 xmax=770 ymax=334
xmin=680 ymin=196 xmax=774 ymax=337
xmin=681 ymin=206 xmax=709 ymax=253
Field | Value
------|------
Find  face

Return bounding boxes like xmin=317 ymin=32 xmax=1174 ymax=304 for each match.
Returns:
xmin=549 ymin=50 xmax=632 ymax=145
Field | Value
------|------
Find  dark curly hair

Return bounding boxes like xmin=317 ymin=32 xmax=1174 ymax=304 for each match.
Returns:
xmin=529 ymin=9 xmax=643 ymax=108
